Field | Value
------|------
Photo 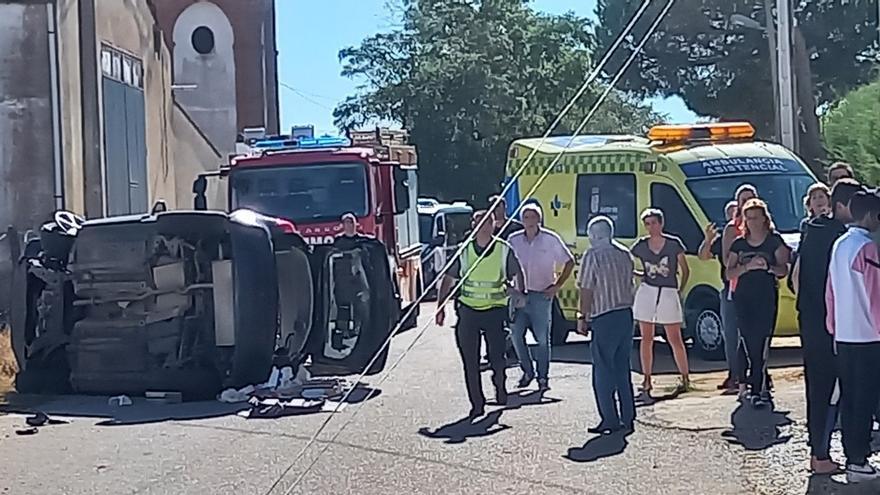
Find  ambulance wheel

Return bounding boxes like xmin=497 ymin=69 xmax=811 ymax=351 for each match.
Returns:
xmin=687 ymin=290 xmax=725 ymax=361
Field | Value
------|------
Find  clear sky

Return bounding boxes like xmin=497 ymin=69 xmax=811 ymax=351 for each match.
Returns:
xmin=276 ymin=0 xmax=697 ymax=135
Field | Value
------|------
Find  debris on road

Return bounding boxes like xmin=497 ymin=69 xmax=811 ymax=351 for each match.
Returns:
xmin=218 ymin=364 xmax=353 ymax=418
xmin=108 ymin=395 xmax=132 ymax=407
xmin=145 ymin=391 xmax=183 ymax=404
xmin=239 ymin=397 xmax=328 ymax=419
xmin=14 ymin=427 xmax=38 ymax=436
xmin=217 ymin=385 xmax=256 ymax=404
xmin=24 ymin=411 xmax=68 ymax=427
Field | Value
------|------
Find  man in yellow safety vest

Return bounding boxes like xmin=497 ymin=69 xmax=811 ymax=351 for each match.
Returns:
xmin=437 ymin=210 xmax=524 ymax=419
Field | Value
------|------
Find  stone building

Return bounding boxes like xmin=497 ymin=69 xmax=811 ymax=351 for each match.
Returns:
xmin=0 ymin=0 xmax=279 ymax=315
xmin=152 ymin=0 xmax=280 ymax=153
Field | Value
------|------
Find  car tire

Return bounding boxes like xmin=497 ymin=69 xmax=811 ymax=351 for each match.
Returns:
xmin=687 ymin=294 xmax=725 ymax=361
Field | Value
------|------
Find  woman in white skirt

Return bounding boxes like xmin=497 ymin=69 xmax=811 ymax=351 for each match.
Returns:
xmin=630 ymin=208 xmax=691 ymax=397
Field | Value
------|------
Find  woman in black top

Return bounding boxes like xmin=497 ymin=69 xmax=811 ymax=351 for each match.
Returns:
xmin=725 ymin=199 xmax=791 ymax=407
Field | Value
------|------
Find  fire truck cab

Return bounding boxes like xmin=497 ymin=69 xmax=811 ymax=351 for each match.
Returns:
xmin=194 ymin=126 xmax=422 ymax=330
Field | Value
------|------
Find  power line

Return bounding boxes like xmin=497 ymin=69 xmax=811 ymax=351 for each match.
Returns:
xmin=262 ymin=0 xmax=663 ymax=493
xmin=279 ymin=81 xmax=336 ymax=111
xmin=276 ymin=3 xmax=678 ymax=493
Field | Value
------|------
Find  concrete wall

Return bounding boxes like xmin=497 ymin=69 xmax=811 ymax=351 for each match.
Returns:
xmin=170 ymin=101 xmax=225 ymax=210
xmin=0 ymin=3 xmax=57 ymax=314
xmin=83 ymin=0 xmax=221 ymax=212
xmin=171 ymin=0 xmax=237 ymax=155
xmin=57 ymin=0 xmax=85 ymax=214
xmin=152 ymin=0 xmax=279 ymax=134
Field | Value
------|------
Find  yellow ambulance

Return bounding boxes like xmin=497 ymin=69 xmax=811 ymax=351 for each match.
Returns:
xmin=503 ymin=122 xmax=815 ymax=359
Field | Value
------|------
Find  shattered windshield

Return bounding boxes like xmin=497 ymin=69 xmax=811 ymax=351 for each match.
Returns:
xmin=230 ymin=162 xmax=368 ymax=223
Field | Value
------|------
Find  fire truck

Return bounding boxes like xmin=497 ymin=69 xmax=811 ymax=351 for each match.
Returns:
xmin=195 ymin=126 xmax=423 ymax=328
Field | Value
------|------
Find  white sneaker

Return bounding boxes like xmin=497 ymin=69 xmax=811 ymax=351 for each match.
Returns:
xmin=846 ymin=463 xmax=880 ymax=483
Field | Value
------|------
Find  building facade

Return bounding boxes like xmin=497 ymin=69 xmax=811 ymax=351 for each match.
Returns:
xmin=152 ymin=0 xmax=280 ymax=153
xmin=0 ymin=0 xmax=278 ymax=316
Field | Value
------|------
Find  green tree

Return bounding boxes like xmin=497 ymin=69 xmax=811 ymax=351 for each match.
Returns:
xmin=822 ymin=77 xmax=880 ymax=183
xmin=335 ymin=0 xmax=661 ymax=203
xmin=595 ymin=0 xmax=879 ymax=170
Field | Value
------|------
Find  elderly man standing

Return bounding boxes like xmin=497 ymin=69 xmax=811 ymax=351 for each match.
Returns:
xmin=508 ymin=204 xmax=575 ymax=391
xmin=577 ymin=216 xmax=636 ymax=434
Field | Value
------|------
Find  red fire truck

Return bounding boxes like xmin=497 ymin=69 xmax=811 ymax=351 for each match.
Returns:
xmin=195 ymin=127 xmax=423 ymax=328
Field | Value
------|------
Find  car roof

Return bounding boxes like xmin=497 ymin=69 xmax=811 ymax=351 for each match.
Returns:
xmin=417 ymin=202 xmax=473 ymax=215
xmin=511 ymin=135 xmax=802 ymax=164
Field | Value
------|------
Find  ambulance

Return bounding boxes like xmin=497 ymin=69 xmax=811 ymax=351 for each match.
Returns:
xmin=504 ymin=122 xmax=816 ymax=359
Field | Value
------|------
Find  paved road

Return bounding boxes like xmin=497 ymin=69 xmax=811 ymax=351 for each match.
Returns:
xmin=1 ymin=308 xmax=879 ymax=494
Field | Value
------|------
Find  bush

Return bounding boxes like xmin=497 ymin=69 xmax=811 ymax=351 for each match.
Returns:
xmin=822 ymin=77 xmax=880 ymax=184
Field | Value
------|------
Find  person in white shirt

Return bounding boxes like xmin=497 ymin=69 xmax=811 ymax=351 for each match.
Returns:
xmin=507 ymin=204 xmax=575 ymax=391
xmin=826 ymin=189 xmax=880 ymax=483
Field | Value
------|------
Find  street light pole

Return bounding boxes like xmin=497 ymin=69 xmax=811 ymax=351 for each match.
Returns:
xmin=776 ymin=0 xmax=797 ymax=151
xmin=763 ymin=0 xmax=779 ymax=141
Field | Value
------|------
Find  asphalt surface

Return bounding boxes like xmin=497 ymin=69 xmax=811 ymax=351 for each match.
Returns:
xmin=1 ymin=307 xmax=879 ymax=495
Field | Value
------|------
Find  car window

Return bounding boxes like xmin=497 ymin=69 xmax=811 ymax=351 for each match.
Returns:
xmin=650 ymin=182 xmax=703 ymax=254
xmin=576 ymin=174 xmax=636 ymax=238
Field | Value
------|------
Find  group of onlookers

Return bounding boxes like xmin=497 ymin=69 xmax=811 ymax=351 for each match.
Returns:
xmin=695 ymin=161 xmax=880 ymax=481
xmin=434 ymin=162 xmax=880 ymax=482
xmin=799 ymin=163 xmax=880 ymax=481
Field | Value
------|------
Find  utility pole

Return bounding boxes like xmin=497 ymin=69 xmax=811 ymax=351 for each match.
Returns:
xmin=763 ymin=0 xmax=779 ymax=141
xmin=776 ymin=0 xmax=796 ymax=151
xmin=79 ymin=0 xmax=103 ymax=217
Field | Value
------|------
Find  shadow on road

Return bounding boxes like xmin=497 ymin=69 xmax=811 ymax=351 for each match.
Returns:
xmin=505 ymin=389 xmax=562 ymax=409
xmin=806 ymin=474 xmax=880 ymax=494
xmin=564 ymin=429 xmax=631 ymax=463
xmin=551 ymin=340 xmax=804 ymax=375
xmin=0 ymin=385 xmax=382 ymax=426
xmin=418 ymin=390 xmax=559 ymax=444
xmin=721 ymin=402 xmax=793 ymax=451
xmin=418 ymin=410 xmax=510 ymax=444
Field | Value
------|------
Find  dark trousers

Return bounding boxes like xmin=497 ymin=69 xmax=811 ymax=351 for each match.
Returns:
xmin=799 ymin=315 xmax=837 ymax=459
xmin=735 ymin=288 xmax=778 ymax=394
xmin=590 ymin=308 xmax=636 ymax=428
xmin=837 ymin=342 xmax=880 ymax=465
xmin=455 ymin=304 xmax=508 ymax=412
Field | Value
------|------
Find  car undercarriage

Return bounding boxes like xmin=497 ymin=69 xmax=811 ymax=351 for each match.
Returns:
xmin=10 ymin=210 xmax=398 ymax=399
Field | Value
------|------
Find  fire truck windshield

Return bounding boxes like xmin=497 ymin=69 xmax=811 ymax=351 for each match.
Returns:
xmin=230 ymin=162 xmax=369 ymax=222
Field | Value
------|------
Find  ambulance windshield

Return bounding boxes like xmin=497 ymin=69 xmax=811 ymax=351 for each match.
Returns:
xmin=686 ymin=173 xmax=815 ymax=233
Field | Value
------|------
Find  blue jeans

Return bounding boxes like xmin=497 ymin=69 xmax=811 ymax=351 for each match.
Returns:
xmin=510 ymin=292 xmax=552 ymax=380
xmin=720 ymin=287 xmax=740 ymax=379
xmin=590 ymin=308 xmax=636 ymax=427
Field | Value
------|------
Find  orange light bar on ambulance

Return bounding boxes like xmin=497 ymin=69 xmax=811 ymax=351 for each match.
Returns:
xmin=647 ymin=122 xmax=755 ymax=143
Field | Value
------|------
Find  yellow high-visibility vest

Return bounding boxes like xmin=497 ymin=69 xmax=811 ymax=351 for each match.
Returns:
xmin=459 ymin=240 xmax=509 ymax=310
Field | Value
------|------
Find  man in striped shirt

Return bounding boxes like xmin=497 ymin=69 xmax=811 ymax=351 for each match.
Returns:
xmin=577 ymin=215 xmax=636 ymax=434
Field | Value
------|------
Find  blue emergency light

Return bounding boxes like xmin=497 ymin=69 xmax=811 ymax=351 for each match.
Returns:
xmin=251 ymin=137 xmax=297 ymax=150
xmin=297 ymin=135 xmax=351 ymax=148
xmin=250 ymin=134 xmax=350 ymax=152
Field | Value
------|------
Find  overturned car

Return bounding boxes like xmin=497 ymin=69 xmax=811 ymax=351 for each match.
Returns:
xmin=11 ymin=209 xmax=397 ymax=398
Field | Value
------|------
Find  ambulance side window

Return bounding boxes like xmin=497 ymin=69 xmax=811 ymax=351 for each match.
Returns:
xmin=650 ymin=183 xmax=702 ymax=254
xmin=575 ymin=174 xmax=636 ymax=238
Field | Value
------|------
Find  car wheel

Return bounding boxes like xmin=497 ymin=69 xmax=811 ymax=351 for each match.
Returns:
xmin=690 ymin=304 xmax=725 ymax=361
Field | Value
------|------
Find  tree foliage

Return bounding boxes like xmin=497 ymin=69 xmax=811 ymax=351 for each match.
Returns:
xmin=335 ymin=0 xmax=661 ymax=203
xmin=595 ymin=0 xmax=879 ymax=166
xmin=822 ymin=77 xmax=880 ymax=183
